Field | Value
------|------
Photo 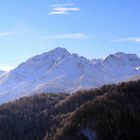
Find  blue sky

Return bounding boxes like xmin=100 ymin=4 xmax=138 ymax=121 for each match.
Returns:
xmin=0 ymin=0 xmax=140 ymax=70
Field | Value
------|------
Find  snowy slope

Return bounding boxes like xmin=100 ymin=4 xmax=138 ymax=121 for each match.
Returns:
xmin=0 ymin=48 xmax=139 ymax=103
xmin=98 ymin=52 xmax=140 ymax=82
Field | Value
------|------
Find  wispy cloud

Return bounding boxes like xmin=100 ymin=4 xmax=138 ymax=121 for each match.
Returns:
xmin=0 ymin=32 xmax=14 ymax=37
xmin=48 ymin=3 xmax=80 ymax=15
xmin=41 ymin=33 xmax=88 ymax=40
xmin=114 ymin=37 xmax=140 ymax=43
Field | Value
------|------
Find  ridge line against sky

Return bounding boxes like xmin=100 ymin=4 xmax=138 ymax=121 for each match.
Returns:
xmin=1 ymin=47 xmax=140 ymax=72
xmin=0 ymin=0 xmax=139 ymax=70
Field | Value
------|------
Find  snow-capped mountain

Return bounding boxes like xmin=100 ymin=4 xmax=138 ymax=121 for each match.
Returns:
xmin=0 ymin=47 xmax=139 ymax=104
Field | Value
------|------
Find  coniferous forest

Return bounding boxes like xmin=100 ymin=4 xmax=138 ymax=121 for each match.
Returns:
xmin=0 ymin=80 xmax=140 ymax=140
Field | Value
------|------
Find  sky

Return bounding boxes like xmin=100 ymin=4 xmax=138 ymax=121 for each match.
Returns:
xmin=0 ymin=0 xmax=140 ymax=71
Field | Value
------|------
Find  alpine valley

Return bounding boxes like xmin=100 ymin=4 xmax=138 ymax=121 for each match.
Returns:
xmin=0 ymin=47 xmax=139 ymax=104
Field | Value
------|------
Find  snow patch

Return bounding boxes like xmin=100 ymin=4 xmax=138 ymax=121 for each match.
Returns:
xmin=82 ymin=128 xmax=96 ymax=140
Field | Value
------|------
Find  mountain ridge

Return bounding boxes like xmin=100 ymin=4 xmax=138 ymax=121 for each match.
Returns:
xmin=0 ymin=47 xmax=139 ymax=104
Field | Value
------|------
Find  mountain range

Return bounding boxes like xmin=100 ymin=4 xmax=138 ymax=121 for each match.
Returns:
xmin=0 ymin=47 xmax=139 ymax=104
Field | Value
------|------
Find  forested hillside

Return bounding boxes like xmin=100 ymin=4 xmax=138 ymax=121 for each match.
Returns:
xmin=0 ymin=80 xmax=140 ymax=140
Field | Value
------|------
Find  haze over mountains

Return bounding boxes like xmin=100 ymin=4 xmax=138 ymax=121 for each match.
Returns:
xmin=0 ymin=47 xmax=139 ymax=104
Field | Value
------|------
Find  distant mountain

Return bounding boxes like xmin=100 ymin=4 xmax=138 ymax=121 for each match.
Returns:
xmin=0 ymin=70 xmax=5 ymax=75
xmin=0 ymin=47 xmax=139 ymax=103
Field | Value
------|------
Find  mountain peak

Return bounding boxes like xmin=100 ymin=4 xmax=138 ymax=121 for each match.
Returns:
xmin=27 ymin=47 xmax=70 ymax=63
xmin=103 ymin=52 xmax=139 ymax=62
xmin=52 ymin=47 xmax=67 ymax=51
xmin=114 ymin=52 xmax=138 ymax=58
xmin=114 ymin=52 xmax=126 ymax=56
xmin=49 ymin=47 xmax=70 ymax=54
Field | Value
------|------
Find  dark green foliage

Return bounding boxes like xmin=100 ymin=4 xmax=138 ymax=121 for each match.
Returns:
xmin=0 ymin=93 xmax=67 ymax=140
xmin=54 ymin=80 xmax=140 ymax=140
xmin=0 ymin=80 xmax=140 ymax=140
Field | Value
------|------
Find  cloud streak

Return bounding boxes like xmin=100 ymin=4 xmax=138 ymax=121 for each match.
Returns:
xmin=41 ymin=33 xmax=88 ymax=40
xmin=48 ymin=3 xmax=80 ymax=15
xmin=0 ymin=32 xmax=14 ymax=37
xmin=114 ymin=37 xmax=140 ymax=43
